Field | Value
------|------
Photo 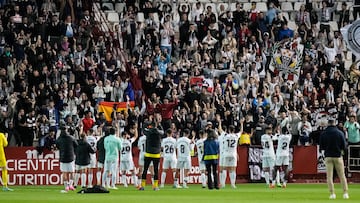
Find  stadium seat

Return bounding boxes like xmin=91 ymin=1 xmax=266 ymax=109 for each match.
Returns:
xmin=107 ymin=12 xmax=119 ymax=24
xmin=243 ymin=3 xmax=252 ymax=11
xmin=205 ymin=3 xmax=217 ymax=14
xmin=257 ymin=2 xmax=268 ymax=12
xmin=238 ymin=0 xmax=249 ymax=2
xmin=281 ymin=12 xmax=290 ymax=22
xmin=136 ymin=12 xmax=145 ymax=23
xmin=230 ymin=3 xmax=237 ymax=11
xmin=329 ymin=21 xmax=338 ymax=31
xmin=281 ymin=2 xmax=293 ymax=12
xmin=115 ymin=3 xmax=126 ymax=13
xmin=217 ymin=3 xmax=229 ymax=13
xmin=102 ymin=3 xmax=114 ymax=11
xmin=287 ymin=20 xmax=297 ymax=31
xmin=294 ymin=2 xmax=303 ymax=11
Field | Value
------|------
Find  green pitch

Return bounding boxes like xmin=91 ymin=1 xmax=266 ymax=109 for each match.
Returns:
xmin=0 ymin=184 xmax=359 ymax=203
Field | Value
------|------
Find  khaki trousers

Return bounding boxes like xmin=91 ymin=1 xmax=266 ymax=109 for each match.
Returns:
xmin=325 ymin=157 xmax=348 ymax=194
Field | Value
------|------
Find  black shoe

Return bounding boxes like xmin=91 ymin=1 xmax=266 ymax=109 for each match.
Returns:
xmin=215 ymin=187 xmax=220 ymax=190
xmin=208 ymin=187 xmax=214 ymax=190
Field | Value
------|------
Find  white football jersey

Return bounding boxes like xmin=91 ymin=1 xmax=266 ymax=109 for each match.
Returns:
xmin=218 ymin=132 xmax=226 ymax=155
xmin=161 ymin=137 xmax=177 ymax=159
xmin=261 ymin=134 xmax=275 ymax=158
xmin=138 ymin=135 xmax=146 ymax=155
xmin=87 ymin=135 xmax=98 ymax=149
xmin=120 ymin=137 xmax=135 ymax=161
xmin=195 ymin=138 xmax=205 ymax=161
xmin=222 ymin=133 xmax=240 ymax=158
xmin=276 ymin=134 xmax=292 ymax=157
xmin=176 ymin=137 xmax=192 ymax=161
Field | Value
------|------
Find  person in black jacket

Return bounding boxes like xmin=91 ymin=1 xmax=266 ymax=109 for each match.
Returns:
xmin=203 ymin=129 xmax=219 ymax=190
xmin=74 ymin=133 xmax=95 ymax=188
xmin=319 ymin=117 xmax=349 ymax=199
xmin=96 ymin=129 xmax=108 ymax=186
xmin=55 ymin=125 xmax=78 ymax=192
xmin=139 ymin=113 xmax=164 ymax=191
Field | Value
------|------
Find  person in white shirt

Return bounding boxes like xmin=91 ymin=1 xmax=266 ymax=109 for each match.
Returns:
xmin=119 ymin=127 xmax=138 ymax=188
xmin=160 ymin=129 xmax=177 ymax=188
xmin=274 ymin=126 xmax=292 ymax=188
xmin=175 ymin=129 xmax=194 ymax=188
xmin=216 ymin=118 xmax=227 ymax=188
xmin=261 ymin=126 xmax=276 ymax=188
xmin=222 ymin=125 xmax=241 ymax=189
xmin=297 ymin=114 xmax=312 ymax=146
xmin=86 ymin=128 xmax=98 ymax=188
xmin=195 ymin=130 xmax=207 ymax=188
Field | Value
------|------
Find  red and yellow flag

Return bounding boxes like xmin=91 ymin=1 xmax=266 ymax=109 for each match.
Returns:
xmin=98 ymin=101 xmax=135 ymax=122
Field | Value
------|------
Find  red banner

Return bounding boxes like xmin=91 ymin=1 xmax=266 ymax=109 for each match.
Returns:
xmin=3 ymin=146 xmax=319 ymax=185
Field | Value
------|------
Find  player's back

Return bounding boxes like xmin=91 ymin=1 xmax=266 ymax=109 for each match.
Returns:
xmin=276 ymin=134 xmax=292 ymax=156
xmin=218 ymin=132 xmax=226 ymax=155
xmin=120 ymin=138 xmax=134 ymax=161
xmin=87 ymin=135 xmax=97 ymax=150
xmin=176 ymin=137 xmax=191 ymax=161
xmin=195 ymin=138 xmax=205 ymax=161
xmin=261 ymin=134 xmax=275 ymax=158
xmin=162 ymin=137 xmax=177 ymax=159
xmin=138 ymin=135 xmax=146 ymax=155
xmin=223 ymin=133 xmax=240 ymax=158
xmin=104 ymin=135 xmax=122 ymax=161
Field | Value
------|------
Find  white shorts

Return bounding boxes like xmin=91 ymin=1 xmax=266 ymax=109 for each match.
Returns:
xmin=88 ymin=155 xmax=97 ymax=168
xmin=198 ymin=161 xmax=206 ymax=171
xmin=223 ymin=156 xmax=237 ymax=167
xmin=275 ymin=155 xmax=290 ymax=166
xmin=219 ymin=154 xmax=225 ymax=167
xmin=262 ymin=157 xmax=275 ymax=168
xmin=104 ymin=160 xmax=118 ymax=173
xmin=60 ymin=161 xmax=75 ymax=173
xmin=75 ymin=164 xmax=88 ymax=171
xmin=163 ymin=158 xmax=177 ymax=169
xmin=120 ymin=160 xmax=134 ymax=171
xmin=97 ymin=162 xmax=104 ymax=169
xmin=138 ymin=153 xmax=145 ymax=166
xmin=177 ymin=158 xmax=191 ymax=170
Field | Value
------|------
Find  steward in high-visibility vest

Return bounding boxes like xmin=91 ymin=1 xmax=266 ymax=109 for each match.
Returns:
xmin=203 ymin=130 xmax=220 ymax=190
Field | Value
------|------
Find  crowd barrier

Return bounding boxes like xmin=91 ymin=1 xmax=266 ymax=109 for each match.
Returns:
xmin=2 ymin=145 xmax=356 ymax=185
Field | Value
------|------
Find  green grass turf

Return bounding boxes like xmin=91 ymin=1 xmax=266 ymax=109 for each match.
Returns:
xmin=0 ymin=184 xmax=359 ymax=203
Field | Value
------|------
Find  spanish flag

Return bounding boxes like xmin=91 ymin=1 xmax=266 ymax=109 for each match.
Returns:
xmin=98 ymin=101 xmax=135 ymax=122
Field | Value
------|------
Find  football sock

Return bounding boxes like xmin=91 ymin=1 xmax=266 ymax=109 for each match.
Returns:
xmin=161 ymin=172 xmax=166 ymax=185
xmin=230 ymin=171 xmax=236 ymax=185
xmin=132 ymin=174 xmax=137 ymax=186
xmin=264 ymin=172 xmax=270 ymax=185
xmin=111 ymin=173 xmax=116 ymax=187
xmin=183 ymin=177 xmax=188 ymax=187
xmin=141 ymin=179 xmax=146 ymax=187
xmin=74 ymin=173 xmax=80 ymax=186
xmin=201 ymin=173 xmax=206 ymax=186
xmin=88 ymin=173 xmax=93 ymax=186
xmin=174 ymin=178 xmax=179 ymax=186
xmin=2 ymin=170 xmax=8 ymax=187
xmin=122 ymin=175 xmax=127 ymax=186
xmin=102 ymin=171 xmax=107 ymax=187
xmin=153 ymin=180 xmax=159 ymax=188
xmin=222 ymin=170 xmax=227 ymax=186
xmin=64 ymin=181 xmax=68 ymax=189
xmin=151 ymin=176 xmax=154 ymax=185
xmin=69 ymin=179 xmax=74 ymax=187
xmin=276 ymin=170 xmax=280 ymax=184
xmin=96 ymin=171 xmax=102 ymax=185
xmin=81 ymin=173 xmax=86 ymax=187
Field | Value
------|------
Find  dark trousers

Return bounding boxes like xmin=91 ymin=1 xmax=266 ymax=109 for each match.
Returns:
xmin=142 ymin=156 xmax=160 ymax=180
xmin=206 ymin=161 xmax=218 ymax=189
